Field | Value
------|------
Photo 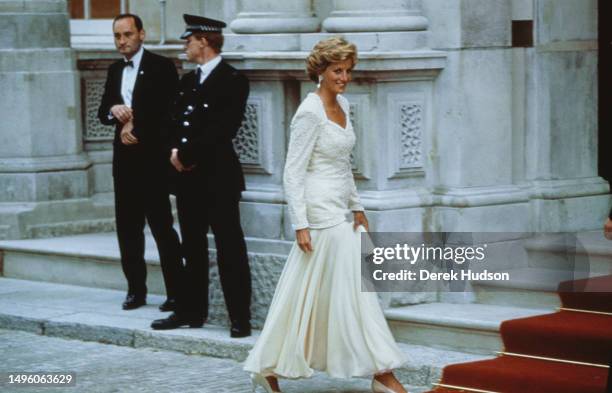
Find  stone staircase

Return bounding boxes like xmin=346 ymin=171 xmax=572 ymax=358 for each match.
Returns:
xmin=0 ymin=195 xmax=116 ymax=240
xmin=0 ymin=230 xmax=610 ymax=391
xmin=0 ymin=231 xmax=292 ymax=328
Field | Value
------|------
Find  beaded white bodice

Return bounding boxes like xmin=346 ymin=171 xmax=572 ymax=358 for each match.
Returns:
xmin=283 ymin=93 xmax=364 ymax=230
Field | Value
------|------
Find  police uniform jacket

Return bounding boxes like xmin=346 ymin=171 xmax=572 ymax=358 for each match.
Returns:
xmin=170 ymin=60 xmax=249 ymax=197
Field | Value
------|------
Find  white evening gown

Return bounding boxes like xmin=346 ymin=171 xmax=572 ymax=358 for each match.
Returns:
xmin=243 ymin=93 xmax=405 ymax=379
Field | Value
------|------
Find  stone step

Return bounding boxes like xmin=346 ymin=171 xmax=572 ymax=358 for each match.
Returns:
xmin=0 ymin=232 xmax=292 ymax=328
xmin=525 ymin=231 xmax=612 ymax=274
xmin=0 ymin=232 xmax=292 ymax=292
xmin=0 ymin=197 xmax=116 ymax=240
xmin=385 ymin=302 xmax=551 ymax=354
xmin=471 ymin=267 xmax=568 ymax=309
xmin=0 ymin=277 xmax=488 ymax=391
xmin=469 ymin=231 xmax=612 ymax=310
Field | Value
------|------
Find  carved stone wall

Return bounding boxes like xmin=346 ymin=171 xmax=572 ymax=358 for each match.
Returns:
xmin=346 ymin=93 xmax=370 ymax=180
xmin=84 ymin=79 xmax=114 ymax=142
xmin=399 ymin=103 xmax=423 ymax=169
xmin=387 ymin=94 xmax=426 ymax=180
xmin=233 ymin=102 xmax=260 ymax=165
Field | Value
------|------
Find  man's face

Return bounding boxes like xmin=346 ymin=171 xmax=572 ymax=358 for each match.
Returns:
xmin=184 ymin=35 xmax=204 ymax=62
xmin=113 ymin=17 xmax=145 ymax=59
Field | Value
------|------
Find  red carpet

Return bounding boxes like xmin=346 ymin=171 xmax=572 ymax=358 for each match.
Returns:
xmin=426 ymin=275 xmax=612 ymax=393
xmin=501 ymin=310 xmax=612 ymax=364
xmin=558 ymin=275 xmax=612 ymax=313
xmin=436 ymin=356 xmax=607 ymax=393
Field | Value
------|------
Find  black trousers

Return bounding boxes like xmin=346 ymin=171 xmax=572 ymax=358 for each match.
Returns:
xmin=113 ymin=169 xmax=183 ymax=299
xmin=175 ymin=174 xmax=251 ymax=325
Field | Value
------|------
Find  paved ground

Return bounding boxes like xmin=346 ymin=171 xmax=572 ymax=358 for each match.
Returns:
xmin=0 ymin=277 xmax=485 ymax=393
xmin=0 ymin=329 xmax=423 ymax=393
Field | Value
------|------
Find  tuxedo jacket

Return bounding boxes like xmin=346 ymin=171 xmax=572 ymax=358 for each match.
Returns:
xmin=170 ymin=60 xmax=250 ymax=197
xmin=97 ymin=49 xmax=178 ymax=178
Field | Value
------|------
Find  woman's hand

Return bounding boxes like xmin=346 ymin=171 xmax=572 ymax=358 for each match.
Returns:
xmin=353 ymin=211 xmax=369 ymax=232
xmin=296 ymin=228 xmax=313 ymax=253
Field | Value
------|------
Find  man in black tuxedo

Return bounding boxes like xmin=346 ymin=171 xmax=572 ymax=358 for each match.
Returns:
xmin=98 ymin=14 xmax=183 ymax=311
xmin=151 ymin=14 xmax=252 ymax=337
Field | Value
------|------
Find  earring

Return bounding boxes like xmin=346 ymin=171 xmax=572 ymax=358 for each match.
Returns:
xmin=317 ymin=75 xmax=323 ymax=89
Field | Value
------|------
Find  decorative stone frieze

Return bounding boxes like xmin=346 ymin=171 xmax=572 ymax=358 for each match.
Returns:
xmin=399 ymin=103 xmax=423 ymax=170
xmin=234 ymin=103 xmax=260 ymax=165
xmin=84 ymin=79 xmax=114 ymax=141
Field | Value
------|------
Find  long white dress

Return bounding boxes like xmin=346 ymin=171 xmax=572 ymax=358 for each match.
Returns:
xmin=243 ymin=93 xmax=405 ymax=379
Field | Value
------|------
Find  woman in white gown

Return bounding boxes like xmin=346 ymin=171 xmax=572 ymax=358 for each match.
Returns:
xmin=243 ymin=37 xmax=408 ymax=393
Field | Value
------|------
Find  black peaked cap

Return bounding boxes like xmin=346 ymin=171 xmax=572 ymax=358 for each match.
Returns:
xmin=181 ymin=14 xmax=226 ymax=39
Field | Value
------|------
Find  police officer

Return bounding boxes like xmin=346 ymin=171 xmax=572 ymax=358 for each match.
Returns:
xmin=151 ymin=15 xmax=252 ymax=338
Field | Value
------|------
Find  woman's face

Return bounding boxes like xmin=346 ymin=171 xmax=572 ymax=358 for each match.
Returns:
xmin=320 ymin=58 xmax=353 ymax=95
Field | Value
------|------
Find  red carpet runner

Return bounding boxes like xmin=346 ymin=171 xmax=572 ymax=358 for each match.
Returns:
xmin=426 ymin=275 xmax=612 ymax=393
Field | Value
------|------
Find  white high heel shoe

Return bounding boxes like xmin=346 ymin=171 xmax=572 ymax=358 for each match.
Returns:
xmin=371 ymin=379 xmax=399 ymax=393
xmin=251 ymin=373 xmax=281 ymax=393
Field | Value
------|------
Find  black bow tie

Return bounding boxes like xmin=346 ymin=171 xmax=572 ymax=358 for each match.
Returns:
xmin=124 ymin=60 xmax=134 ymax=68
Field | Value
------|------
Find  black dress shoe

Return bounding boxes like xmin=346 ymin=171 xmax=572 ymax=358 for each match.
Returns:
xmin=151 ymin=312 xmax=204 ymax=330
xmin=158 ymin=298 xmax=177 ymax=312
xmin=122 ymin=294 xmax=146 ymax=310
xmin=230 ymin=322 xmax=251 ymax=338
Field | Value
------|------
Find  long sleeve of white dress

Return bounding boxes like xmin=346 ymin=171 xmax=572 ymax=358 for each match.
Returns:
xmin=348 ymin=176 xmax=364 ymax=212
xmin=283 ymin=110 xmax=321 ymax=230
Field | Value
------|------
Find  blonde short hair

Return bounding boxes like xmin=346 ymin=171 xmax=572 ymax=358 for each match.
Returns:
xmin=306 ymin=37 xmax=357 ymax=83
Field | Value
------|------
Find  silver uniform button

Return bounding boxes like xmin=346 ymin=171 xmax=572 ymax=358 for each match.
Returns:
xmin=187 ymin=105 xmax=194 ymax=111
xmin=183 ymin=121 xmax=190 ymax=127
xmin=181 ymin=137 xmax=188 ymax=143
xmin=203 ymin=103 xmax=209 ymax=108
xmin=179 ymin=91 xmax=184 ymax=96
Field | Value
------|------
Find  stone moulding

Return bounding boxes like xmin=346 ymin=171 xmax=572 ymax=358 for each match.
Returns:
xmin=323 ymin=14 xmax=429 ymax=33
xmin=0 ymin=155 xmax=92 ymax=173
xmin=230 ymin=13 xmax=320 ymax=34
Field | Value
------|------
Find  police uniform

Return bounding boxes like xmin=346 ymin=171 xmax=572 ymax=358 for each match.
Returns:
xmin=156 ymin=15 xmax=252 ymax=335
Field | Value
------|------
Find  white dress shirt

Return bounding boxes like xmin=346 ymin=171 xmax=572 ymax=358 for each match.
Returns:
xmin=196 ymin=55 xmax=222 ymax=84
xmin=121 ymin=46 xmax=144 ymax=108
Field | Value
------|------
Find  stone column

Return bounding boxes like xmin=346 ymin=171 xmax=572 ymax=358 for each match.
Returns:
xmin=322 ymin=0 xmax=428 ymax=32
xmin=229 ymin=0 xmax=319 ymax=34
xmin=0 ymin=0 xmax=111 ymax=239
xmin=524 ymin=0 xmax=607 ymax=231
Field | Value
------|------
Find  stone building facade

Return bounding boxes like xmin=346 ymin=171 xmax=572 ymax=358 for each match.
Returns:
xmin=0 ymin=0 xmax=606 ymax=241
